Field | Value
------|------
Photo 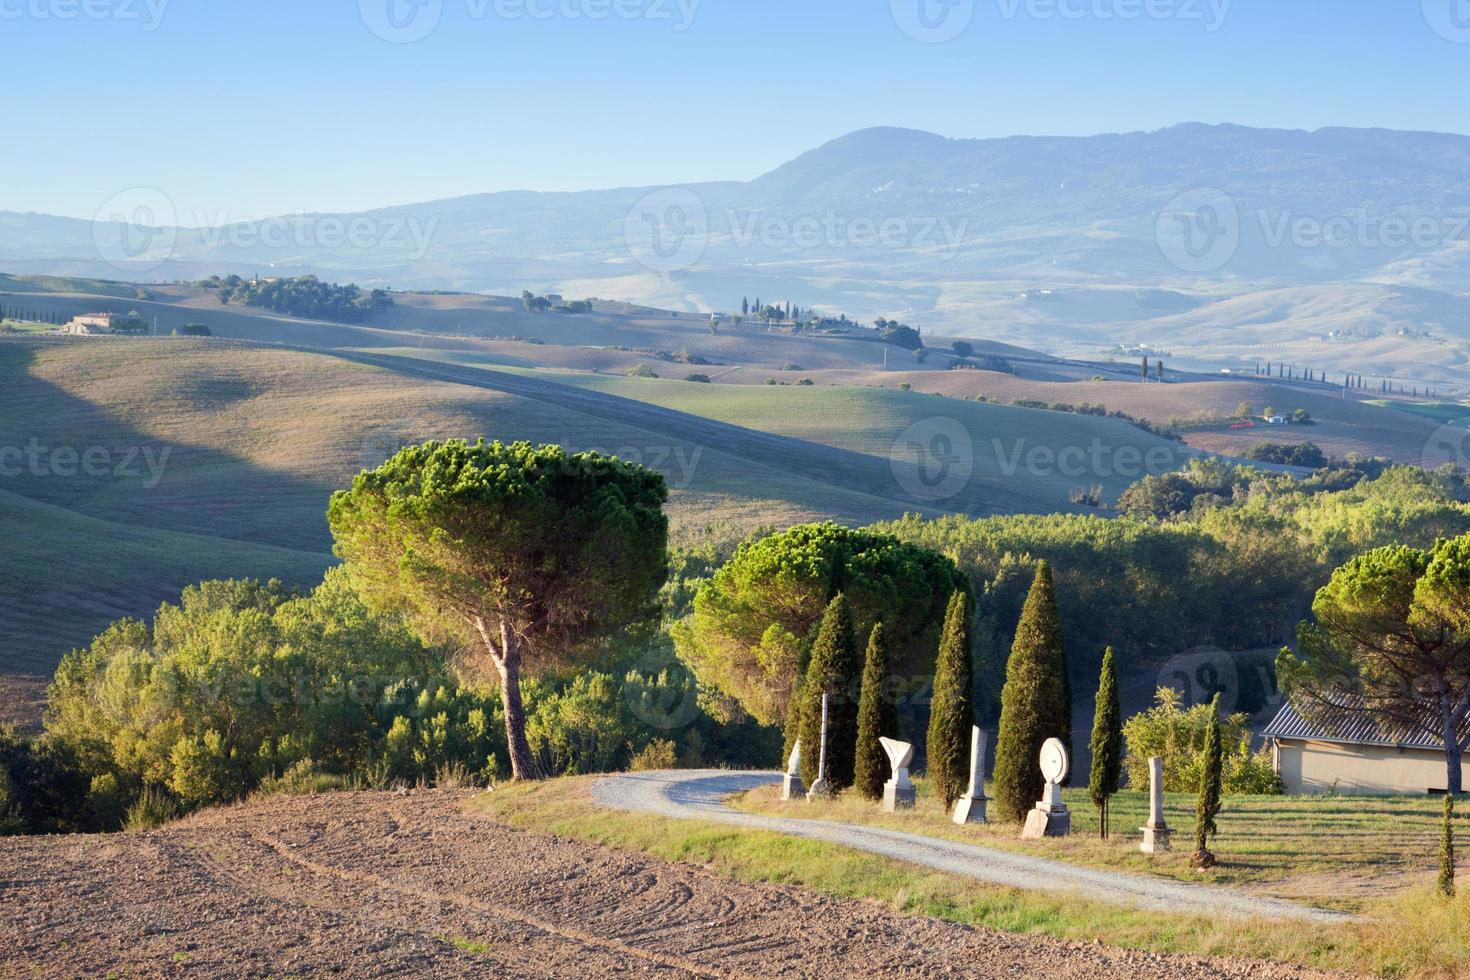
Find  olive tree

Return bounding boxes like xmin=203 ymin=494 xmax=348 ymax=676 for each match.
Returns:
xmin=328 ymin=440 xmax=668 ymax=781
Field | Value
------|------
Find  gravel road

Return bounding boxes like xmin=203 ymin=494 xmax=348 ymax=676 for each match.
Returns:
xmin=0 ymin=788 xmax=1351 ymax=978
xmin=592 ymin=770 xmax=1352 ymax=924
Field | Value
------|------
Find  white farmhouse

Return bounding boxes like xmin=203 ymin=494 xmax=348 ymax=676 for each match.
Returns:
xmin=1265 ymin=697 xmax=1469 ymax=795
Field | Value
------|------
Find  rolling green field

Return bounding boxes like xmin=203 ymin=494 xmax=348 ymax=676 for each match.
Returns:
xmin=369 ymin=348 xmax=1196 ymax=511
xmin=0 ymin=272 xmax=150 ymax=299
xmin=1366 ymin=400 xmax=1470 ymax=425
xmin=0 ymin=487 xmax=332 ymax=674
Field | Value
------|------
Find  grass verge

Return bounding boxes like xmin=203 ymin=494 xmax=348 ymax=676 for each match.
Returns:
xmin=732 ymin=779 xmax=1453 ymax=907
xmin=478 ymin=776 xmax=1470 ymax=978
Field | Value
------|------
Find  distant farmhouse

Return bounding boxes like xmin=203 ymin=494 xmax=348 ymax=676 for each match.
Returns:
xmin=60 ymin=312 xmax=148 ymax=336
xmin=1265 ymin=697 xmax=1470 ymax=795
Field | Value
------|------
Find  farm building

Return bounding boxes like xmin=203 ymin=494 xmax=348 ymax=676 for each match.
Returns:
xmin=61 ymin=312 xmax=148 ymax=336
xmin=1265 ymin=697 xmax=1470 ymax=795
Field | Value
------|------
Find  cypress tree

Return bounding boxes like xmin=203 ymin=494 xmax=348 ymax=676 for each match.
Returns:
xmin=853 ymin=622 xmax=899 ymax=801
xmin=1441 ymin=792 xmax=1457 ymax=900
xmin=926 ymin=590 xmax=974 ymax=809
xmin=992 ymin=562 xmax=1069 ymax=822
xmin=1194 ymin=695 xmax=1224 ymax=868
xmin=797 ymin=594 xmax=861 ymax=791
xmin=1088 ymin=647 xmax=1123 ymax=839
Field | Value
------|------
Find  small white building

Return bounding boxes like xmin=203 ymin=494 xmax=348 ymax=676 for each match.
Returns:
xmin=1266 ymin=416 xmax=1286 ymax=426
xmin=1265 ymin=698 xmax=1469 ymax=796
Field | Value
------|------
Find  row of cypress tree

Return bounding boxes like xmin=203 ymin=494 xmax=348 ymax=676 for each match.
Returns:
xmin=790 ymin=590 xmax=975 ymax=804
xmin=786 ymin=562 xmax=1136 ymax=830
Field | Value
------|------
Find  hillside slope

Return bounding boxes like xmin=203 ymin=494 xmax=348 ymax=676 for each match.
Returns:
xmin=3 ymin=335 xmax=1024 ymax=672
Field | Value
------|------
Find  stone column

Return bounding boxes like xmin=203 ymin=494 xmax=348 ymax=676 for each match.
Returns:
xmin=807 ymin=693 xmax=831 ymax=800
xmin=952 ymin=727 xmax=989 ymax=825
xmin=1140 ymin=755 xmax=1171 ymax=853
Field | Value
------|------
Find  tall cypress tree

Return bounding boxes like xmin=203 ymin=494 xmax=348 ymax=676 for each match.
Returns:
xmin=992 ymin=561 xmax=1069 ymax=822
xmin=926 ymin=590 xmax=974 ymax=809
xmin=797 ymin=594 xmax=861 ymax=791
xmin=853 ymin=622 xmax=899 ymax=801
xmin=1194 ymin=694 xmax=1224 ymax=868
xmin=1441 ymin=792 xmax=1457 ymax=900
xmin=1088 ymin=647 xmax=1123 ymax=839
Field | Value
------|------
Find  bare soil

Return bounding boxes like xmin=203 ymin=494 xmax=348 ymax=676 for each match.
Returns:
xmin=0 ymin=789 xmax=1351 ymax=979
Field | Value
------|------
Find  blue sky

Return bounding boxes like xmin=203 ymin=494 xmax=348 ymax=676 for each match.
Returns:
xmin=8 ymin=0 xmax=1469 ymax=221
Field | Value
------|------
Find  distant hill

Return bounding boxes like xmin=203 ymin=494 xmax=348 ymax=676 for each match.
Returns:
xmin=5 ymin=124 xmax=1470 ymax=387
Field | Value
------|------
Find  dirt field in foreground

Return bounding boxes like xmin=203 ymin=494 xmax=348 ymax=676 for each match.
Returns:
xmin=0 ymin=790 xmax=1344 ymax=979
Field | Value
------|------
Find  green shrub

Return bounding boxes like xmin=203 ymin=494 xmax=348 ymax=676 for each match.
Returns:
xmin=0 ymin=729 xmax=92 ymax=835
xmin=630 ymin=739 xmax=679 ymax=771
xmin=1123 ymin=687 xmax=1281 ymax=794
xmin=258 ymin=758 xmax=348 ymax=797
xmin=125 ymin=787 xmax=182 ymax=832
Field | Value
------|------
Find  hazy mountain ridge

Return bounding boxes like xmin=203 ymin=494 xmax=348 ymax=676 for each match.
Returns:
xmin=5 ymin=124 xmax=1470 ymax=371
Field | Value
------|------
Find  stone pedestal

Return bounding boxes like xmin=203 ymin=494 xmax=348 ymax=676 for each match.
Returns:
xmin=1140 ymin=825 xmax=1171 ymax=853
xmin=782 ymin=739 xmax=805 ymax=801
xmin=883 ymin=776 xmax=916 ymax=811
xmin=879 ymin=737 xmax=916 ymax=812
xmin=1139 ymin=755 xmax=1171 ymax=854
xmin=1021 ymin=781 xmax=1071 ymax=839
xmin=953 ymin=727 xmax=990 ymax=825
xmin=952 ymin=794 xmax=987 ymax=825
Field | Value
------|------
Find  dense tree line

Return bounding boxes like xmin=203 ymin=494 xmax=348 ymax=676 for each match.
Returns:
xmin=879 ymin=465 xmax=1470 ymax=724
xmin=206 ymin=275 xmax=392 ymax=323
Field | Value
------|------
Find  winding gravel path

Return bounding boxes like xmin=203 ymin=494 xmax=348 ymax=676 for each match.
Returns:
xmin=593 ymin=770 xmax=1352 ymax=924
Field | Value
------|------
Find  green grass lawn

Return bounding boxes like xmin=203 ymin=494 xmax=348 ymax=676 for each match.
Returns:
xmin=734 ymin=779 xmax=1453 ymax=907
xmin=481 ymin=776 xmax=1470 ymax=978
xmin=0 ymin=319 xmax=59 ymax=334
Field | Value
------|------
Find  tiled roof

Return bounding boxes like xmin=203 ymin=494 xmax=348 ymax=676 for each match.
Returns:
xmin=1265 ymin=696 xmax=1469 ymax=752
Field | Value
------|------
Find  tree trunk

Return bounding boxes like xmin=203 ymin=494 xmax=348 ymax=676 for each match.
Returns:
xmin=475 ymin=616 xmax=541 ymax=782
xmin=496 ymin=651 xmax=541 ymax=782
xmin=1441 ymin=689 xmax=1466 ymax=796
